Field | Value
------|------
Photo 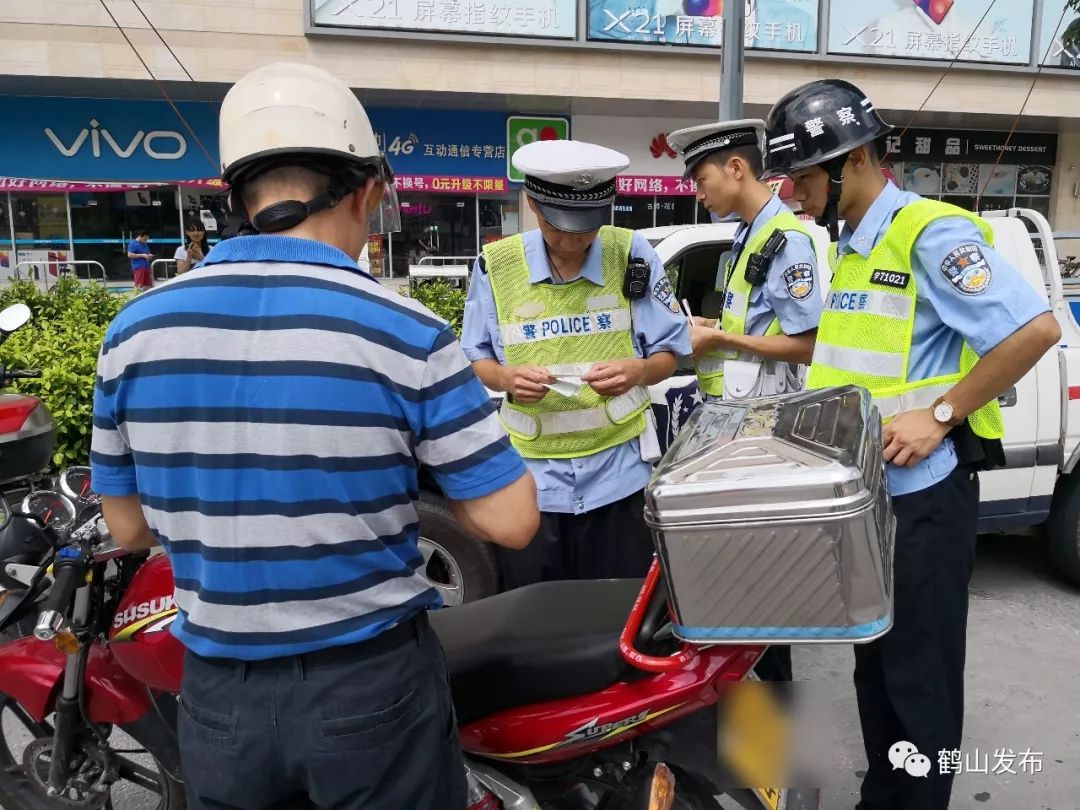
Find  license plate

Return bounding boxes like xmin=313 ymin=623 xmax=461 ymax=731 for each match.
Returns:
xmin=719 ymin=678 xmax=789 ymax=810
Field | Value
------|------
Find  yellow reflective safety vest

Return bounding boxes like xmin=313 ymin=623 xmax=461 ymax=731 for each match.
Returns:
xmin=807 ymin=199 xmax=1003 ymax=439
xmin=695 ymin=211 xmax=814 ymax=397
xmin=485 ymin=226 xmax=650 ymax=459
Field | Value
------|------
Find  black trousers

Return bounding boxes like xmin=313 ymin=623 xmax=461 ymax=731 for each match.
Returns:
xmin=754 ymin=645 xmax=793 ymax=682
xmin=856 ymin=464 xmax=979 ymax=810
xmin=497 ymin=488 xmax=656 ymax=589
xmin=178 ymin=614 xmax=466 ymax=810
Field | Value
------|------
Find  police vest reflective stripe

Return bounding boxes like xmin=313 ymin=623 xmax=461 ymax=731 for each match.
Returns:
xmin=500 ymin=308 xmax=632 ymax=347
xmin=806 ymin=198 xmax=1004 ymax=439
xmin=499 ymin=385 xmax=650 ymax=440
xmin=485 ymin=226 xmax=649 ymax=459
xmin=826 ymin=289 xmax=913 ymax=321
xmin=696 ymin=211 xmax=812 ymax=397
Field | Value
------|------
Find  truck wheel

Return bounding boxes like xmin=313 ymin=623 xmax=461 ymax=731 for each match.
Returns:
xmin=416 ymin=493 xmax=500 ymax=606
xmin=1048 ymin=473 xmax=1080 ymax=585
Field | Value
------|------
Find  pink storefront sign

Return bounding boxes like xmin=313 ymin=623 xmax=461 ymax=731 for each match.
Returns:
xmin=615 ymin=176 xmax=698 ymax=196
xmin=394 ymin=175 xmax=509 ymax=193
xmin=0 ymin=177 xmax=228 ymax=193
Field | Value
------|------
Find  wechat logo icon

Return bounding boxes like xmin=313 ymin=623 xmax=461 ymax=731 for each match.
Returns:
xmin=889 ymin=741 xmax=932 ymax=778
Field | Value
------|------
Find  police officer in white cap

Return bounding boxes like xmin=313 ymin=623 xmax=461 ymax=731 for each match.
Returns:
xmin=665 ymin=120 xmax=823 ymax=684
xmin=666 ymin=119 xmax=823 ymax=404
xmin=462 ymin=139 xmax=692 ymax=587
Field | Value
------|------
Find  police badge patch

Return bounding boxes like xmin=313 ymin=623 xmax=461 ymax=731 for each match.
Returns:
xmin=783 ymin=263 xmax=814 ymax=300
xmin=652 ymin=276 xmax=680 ymax=314
xmin=941 ymin=244 xmax=992 ymax=295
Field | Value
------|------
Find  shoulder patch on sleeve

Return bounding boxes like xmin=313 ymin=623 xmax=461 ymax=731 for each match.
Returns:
xmin=940 ymin=244 xmax=992 ymax=295
xmin=651 ymin=275 xmax=681 ymax=314
xmin=783 ymin=263 xmax=814 ymax=300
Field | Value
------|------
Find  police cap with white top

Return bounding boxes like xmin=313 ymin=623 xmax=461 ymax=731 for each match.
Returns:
xmin=513 ymin=139 xmax=630 ymax=234
xmin=666 ymin=119 xmax=766 ymax=178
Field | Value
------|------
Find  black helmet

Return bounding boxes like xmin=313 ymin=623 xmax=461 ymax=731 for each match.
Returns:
xmin=762 ymin=80 xmax=893 ymax=180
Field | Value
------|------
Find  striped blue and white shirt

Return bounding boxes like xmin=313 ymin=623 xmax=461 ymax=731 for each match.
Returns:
xmin=91 ymin=235 xmax=527 ymax=661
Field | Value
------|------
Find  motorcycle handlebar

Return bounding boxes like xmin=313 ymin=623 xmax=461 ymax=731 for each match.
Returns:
xmin=5 ymin=370 xmax=42 ymax=380
xmin=33 ymin=546 xmax=88 ymax=640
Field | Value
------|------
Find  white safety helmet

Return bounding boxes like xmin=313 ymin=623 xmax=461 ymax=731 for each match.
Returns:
xmin=219 ymin=61 xmax=400 ymax=234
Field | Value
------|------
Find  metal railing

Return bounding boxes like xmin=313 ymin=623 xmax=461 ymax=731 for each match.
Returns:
xmin=416 ymin=255 xmax=476 ymax=267
xmin=12 ymin=260 xmax=107 ymax=288
xmin=151 ymin=259 xmax=177 ymax=282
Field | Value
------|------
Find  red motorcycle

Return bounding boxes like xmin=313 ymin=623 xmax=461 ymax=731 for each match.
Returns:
xmin=0 ymin=491 xmax=818 ymax=810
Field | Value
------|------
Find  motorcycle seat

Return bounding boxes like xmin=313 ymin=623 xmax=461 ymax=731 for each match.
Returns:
xmin=429 ymin=578 xmax=642 ymax=726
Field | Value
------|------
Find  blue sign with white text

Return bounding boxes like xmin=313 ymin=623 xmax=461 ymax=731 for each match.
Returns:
xmin=367 ymin=108 xmax=510 ymax=177
xmin=0 ymin=96 xmax=221 ymax=182
xmin=0 ymin=96 xmax=512 ymax=183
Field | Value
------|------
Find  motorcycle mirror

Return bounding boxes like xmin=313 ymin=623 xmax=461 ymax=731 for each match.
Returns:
xmin=0 ymin=303 xmax=31 ymax=336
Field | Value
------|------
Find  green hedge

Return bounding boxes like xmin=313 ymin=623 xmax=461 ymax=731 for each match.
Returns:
xmin=0 ymin=280 xmax=131 ymax=468
xmin=404 ymin=280 xmax=467 ymax=336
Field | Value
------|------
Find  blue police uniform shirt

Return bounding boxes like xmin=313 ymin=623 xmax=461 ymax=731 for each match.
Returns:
xmin=837 ymin=181 xmax=1050 ymax=497
xmin=723 ymin=194 xmax=822 ymax=336
xmin=462 ymin=229 xmax=692 ymax=514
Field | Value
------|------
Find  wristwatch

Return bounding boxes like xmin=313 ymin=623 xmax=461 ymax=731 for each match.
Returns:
xmin=931 ymin=397 xmax=964 ymax=427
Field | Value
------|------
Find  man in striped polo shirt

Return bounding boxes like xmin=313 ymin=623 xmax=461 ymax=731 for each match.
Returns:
xmin=91 ymin=62 xmax=539 ymax=810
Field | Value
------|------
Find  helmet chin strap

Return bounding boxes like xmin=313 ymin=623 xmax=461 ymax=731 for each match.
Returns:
xmin=815 ymin=155 xmax=848 ymax=242
xmin=223 ymin=171 xmax=375 ymax=240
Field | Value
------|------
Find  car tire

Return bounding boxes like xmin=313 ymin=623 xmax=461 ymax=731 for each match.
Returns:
xmin=1047 ymin=472 xmax=1080 ymax=585
xmin=416 ymin=492 xmax=501 ymax=606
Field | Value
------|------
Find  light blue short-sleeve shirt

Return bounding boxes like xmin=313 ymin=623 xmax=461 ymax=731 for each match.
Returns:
xmin=462 ymin=229 xmax=692 ymax=514
xmin=836 ymin=182 xmax=1049 ymax=496
xmin=721 ymin=195 xmax=823 ymax=337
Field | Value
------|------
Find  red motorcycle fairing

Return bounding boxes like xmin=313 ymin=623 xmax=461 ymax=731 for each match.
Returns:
xmin=108 ymin=553 xmax=185 ymax=693
xmin=0 ymin=636 xmax=150 ymax=724
xmin=459 ymin=644 xmax=762 ymax=765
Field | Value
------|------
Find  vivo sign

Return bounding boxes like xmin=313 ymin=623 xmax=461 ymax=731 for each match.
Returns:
xmin=0 ymin=95 xmax=219 ymax=182
xmin=44 ymin=119 xmax=188 ymax=161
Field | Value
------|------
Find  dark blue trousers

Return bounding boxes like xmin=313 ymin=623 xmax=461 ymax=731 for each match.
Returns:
xmin=178 ymin=613 xmax=466 ymax=810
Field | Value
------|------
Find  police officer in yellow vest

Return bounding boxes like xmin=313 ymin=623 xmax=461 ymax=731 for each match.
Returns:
xmin=763 ymin=80 xmax=1061 ymax=810
xmin=665 ymin=119 xmax=823 ymax=685
xmin=666 ymin=120 xmax=822 ymax=404
xmin=462 ymin=140 xmax=691 ymax=588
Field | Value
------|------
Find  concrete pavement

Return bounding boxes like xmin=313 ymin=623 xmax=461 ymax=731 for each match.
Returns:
xmin=798 ymin=531 xmax=1080 ymax=809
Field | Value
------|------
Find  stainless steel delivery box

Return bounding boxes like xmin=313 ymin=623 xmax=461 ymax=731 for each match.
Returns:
xmin=645 ymin=386 xmax=894 ymax=645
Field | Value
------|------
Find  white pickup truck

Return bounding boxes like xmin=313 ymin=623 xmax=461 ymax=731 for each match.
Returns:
xmin=414 ymin=208 xmax=1080 ymax=604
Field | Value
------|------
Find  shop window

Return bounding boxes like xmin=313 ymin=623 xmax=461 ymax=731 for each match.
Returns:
xmin=480 ymin=196 xmax=520 ymax=247
xmin=12 ymin=193 xmax=69 ymax=246
xmin=11 ymin=193 xmax=70 ymax=284
xmin=180 ymin=189 xmax=228 ymax=240
xmin=613 ymin=196 xmax=654 ymax=230
xmin=1017 ymin=196 xmax=1051 ymax=219
xmin=391 ymin=194 xmax=478 ymax=279
xmin=897 ymin=160 xmax=1055 ymax=219
xmin=69 ymin=189 xmax=180 ymax=283
xmin=655 ymin=197 xmax=697 ymax=228
xmin=0 ymin=195 xmax=11 ymax=280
